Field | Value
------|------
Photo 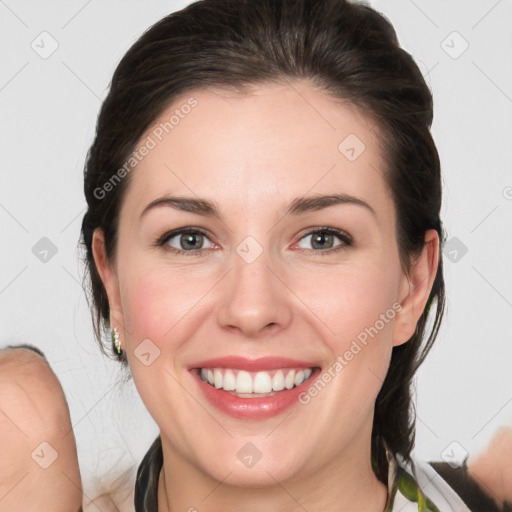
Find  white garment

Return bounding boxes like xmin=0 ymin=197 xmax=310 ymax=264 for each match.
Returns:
xmin=403 ymin=455 xmax=472 ymax=512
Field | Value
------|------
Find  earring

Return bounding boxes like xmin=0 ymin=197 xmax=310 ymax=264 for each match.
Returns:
xmin=112 ymin=327 xmax=122 ymax=355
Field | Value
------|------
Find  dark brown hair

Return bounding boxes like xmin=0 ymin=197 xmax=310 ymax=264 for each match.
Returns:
xmin=81 ymin=0 xmax=445 ymax=479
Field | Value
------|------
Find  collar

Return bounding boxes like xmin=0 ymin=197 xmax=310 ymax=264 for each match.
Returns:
xmin=382 ymin=438 xmax=440 ymax=511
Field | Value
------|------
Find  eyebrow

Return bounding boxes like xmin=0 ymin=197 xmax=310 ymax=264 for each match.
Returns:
xmin=139 ymin=193 xmax=376 ymax=220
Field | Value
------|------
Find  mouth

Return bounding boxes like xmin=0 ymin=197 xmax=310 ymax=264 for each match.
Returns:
xmin=189 ymin=357 xmax=321 ymax=419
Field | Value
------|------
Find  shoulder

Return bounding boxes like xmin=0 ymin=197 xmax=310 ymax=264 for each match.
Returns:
xmin=0 ymin=345 xmax=83 ymax=512
xmin=405 ymin=457 xmax=472 ymax=511
xmin=383 ymin=441 xmax=469 ymax=511
xmin=405 ymin=454 xmax=508 ymax=512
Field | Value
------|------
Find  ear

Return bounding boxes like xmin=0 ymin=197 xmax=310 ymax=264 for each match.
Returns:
xmin=91 ymin=228 xmax=124 ymax=337
xmin=392 ymin=229 xmax=440 ymax=347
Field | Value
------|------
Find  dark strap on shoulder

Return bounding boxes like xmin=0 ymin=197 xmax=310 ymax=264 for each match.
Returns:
xmin=134 ymin=436 xmax=163 ymax=512
xmin=429 ymin=461 xmax=504 ymax=512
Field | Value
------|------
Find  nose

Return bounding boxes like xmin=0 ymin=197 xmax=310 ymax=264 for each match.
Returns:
xmin=216 ymin=249 xmax=293 ymax=339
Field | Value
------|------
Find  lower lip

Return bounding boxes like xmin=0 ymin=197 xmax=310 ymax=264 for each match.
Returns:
xmin=191 ymin=368 xmax=321 ymax=420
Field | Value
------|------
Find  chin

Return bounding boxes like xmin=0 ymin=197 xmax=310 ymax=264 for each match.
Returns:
xmin=204 ymin=458 xmax=305 ymax=488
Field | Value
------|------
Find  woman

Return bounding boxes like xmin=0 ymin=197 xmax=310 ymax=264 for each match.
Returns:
xmin=1 ymin=0 xmax=509 ymax=511
xmin=78 ymin=0 xmax=512 ymax=510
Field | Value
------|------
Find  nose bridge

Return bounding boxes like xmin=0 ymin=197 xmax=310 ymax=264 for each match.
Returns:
xmin=216 ymin=239 xmax=292 ymax=338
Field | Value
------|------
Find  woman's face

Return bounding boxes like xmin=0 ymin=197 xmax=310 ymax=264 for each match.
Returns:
xmin=94 ymin=81 xmax=436 ymax=486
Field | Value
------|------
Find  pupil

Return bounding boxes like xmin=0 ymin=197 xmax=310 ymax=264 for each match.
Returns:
xmin=182 ymin=233 xmax=202 ymax=250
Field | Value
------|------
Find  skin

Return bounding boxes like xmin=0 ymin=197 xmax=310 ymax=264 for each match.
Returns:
xmin=467 ymin=426 xmax=512 ymax=507
xmin=93 ymin=80 xmax=439 ymax=512
xmin=0 ymin=347 xmax=82 ymax=512
xmin=1 ymin=350 xmax=510 ymax=511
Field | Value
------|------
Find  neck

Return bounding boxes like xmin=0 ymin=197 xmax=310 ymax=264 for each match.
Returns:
xmin=157 ymin=432 xmax=388 ymax=512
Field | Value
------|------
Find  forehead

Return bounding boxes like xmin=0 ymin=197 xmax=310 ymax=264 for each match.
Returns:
xmin=122 ymin=81 xmax=390 ymax=217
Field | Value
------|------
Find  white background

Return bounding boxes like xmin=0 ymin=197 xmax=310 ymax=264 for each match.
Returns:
xmin=1 ymin=0 xmax=512 ymax=503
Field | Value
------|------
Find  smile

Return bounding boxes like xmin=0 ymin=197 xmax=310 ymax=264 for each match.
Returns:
xmin=190 ymin=357 xmax=321 ymax=419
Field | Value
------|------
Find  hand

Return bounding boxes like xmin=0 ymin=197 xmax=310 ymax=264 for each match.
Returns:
xmin=0 ymin=345 xmax=83 ymax=512
xmin=467 ymin=425 xmax=512 ymax=509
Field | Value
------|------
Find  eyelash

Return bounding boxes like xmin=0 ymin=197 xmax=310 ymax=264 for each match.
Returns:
xmin=155 ymin=226 xmax=353 ymax=257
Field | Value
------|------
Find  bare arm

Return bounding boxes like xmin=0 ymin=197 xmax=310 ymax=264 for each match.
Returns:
xmin=0 ymin=345 xmax=83 ymax=512
xmin=467 ymin=425 xmax=512 ymax=510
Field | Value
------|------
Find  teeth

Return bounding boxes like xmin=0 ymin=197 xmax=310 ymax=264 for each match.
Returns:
xmin=236 ymin=370 xmax=253 ymax=393
xmin=214 ymin=369 xmax=223 ymax=389
xmin=199 ymin=367 xmax=313 ymax=394
xmin=294 ymin=370 xmax=305 ymax=386
xmin=223 ymin=369 xmax=236 ymax=391
xmin=272 ymin=370 xmax=285 ymax=391
xmin=253 ymin=372 xmax=272 ymax=393
xmin=284 ymin=370 xmax=295 ymax=389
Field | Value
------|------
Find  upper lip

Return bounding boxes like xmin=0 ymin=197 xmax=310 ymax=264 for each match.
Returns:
xmin=189 ymin=356 xmax=319 ymax=372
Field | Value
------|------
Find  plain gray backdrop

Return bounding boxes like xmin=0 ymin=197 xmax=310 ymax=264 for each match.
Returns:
xmin=1 ymin=0 xmax=512 ymax=503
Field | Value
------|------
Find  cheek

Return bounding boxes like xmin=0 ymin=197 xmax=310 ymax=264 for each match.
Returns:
xmin=292 ymin=259 xmax=401 ymax=412
xmin=118 ymin=262 xmax=207 ymax=344
xmin=116 ymin=264 xmax=203 ymax=421
xmin=295 ymin=261 xmax=401 ymax=349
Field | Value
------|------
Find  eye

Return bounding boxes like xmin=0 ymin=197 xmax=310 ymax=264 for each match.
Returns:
xmin=158 ymin=228 xmax=215 ymax=255
xmin=296 ymin=227 xmax=352 ymax=253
